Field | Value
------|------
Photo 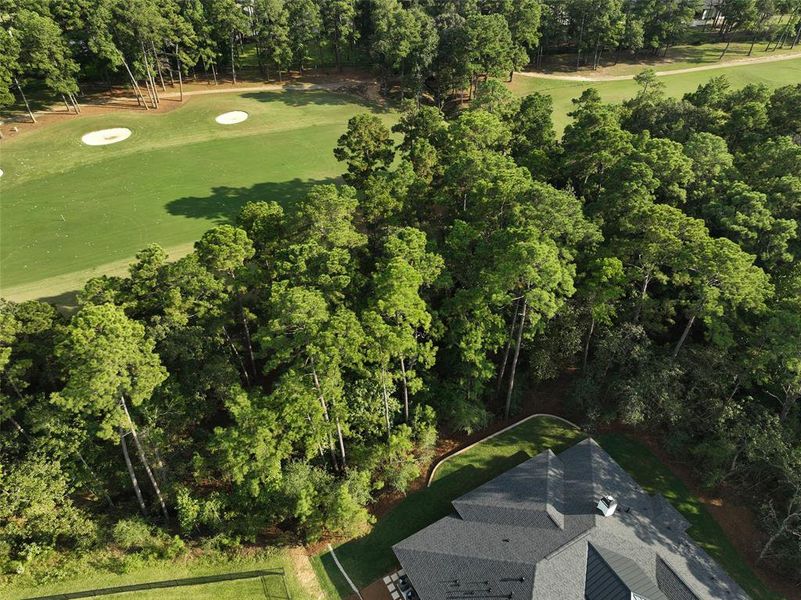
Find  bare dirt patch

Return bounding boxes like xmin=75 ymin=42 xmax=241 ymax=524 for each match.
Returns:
xmin=361 ymin=577 xmax=394 ymax=600
xmin=288 ymin=546 xmax=327 ymax=600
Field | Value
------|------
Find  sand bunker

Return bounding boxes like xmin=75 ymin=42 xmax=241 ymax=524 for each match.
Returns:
xmin=215 ymin=111 xmax=249 ymax=125
xmin=0 ymin=169 xmax=4 ymax=178
xmin=81 ymin=128 xmax=132 ymax=146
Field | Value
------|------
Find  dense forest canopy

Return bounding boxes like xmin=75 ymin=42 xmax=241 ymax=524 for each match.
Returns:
xmin=3 ymin=72 xmax=801 ymax=585
xmin=2 ymin=0 xmax=801 ymax=592
xmin=3 ymin=0 xmax=801 ymax=113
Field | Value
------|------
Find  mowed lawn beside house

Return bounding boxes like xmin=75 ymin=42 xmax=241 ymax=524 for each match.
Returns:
xmin=315 ymin=416 xmax=776 ymax=600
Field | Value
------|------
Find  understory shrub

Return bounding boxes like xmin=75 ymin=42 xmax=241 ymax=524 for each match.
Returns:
xmin=0 ymin=454 xmax=95 ymax=573
xmin=112 ymin=519 xmax=185 ymax=560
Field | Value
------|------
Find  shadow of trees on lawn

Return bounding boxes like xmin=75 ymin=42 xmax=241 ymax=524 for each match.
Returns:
xmin=241 ymin=88 xmax=391 ymax=113
xmin=165 ymin=177 xmax=339 ymax=224
xmin=26 ymin=569 xmax=286 ymax=600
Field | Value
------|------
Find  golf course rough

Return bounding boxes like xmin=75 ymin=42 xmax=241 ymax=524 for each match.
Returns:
xmin=215 ymin=111 xmax=249 ymax=125
xmin=81 ymin=127 xmax=133 ymax=146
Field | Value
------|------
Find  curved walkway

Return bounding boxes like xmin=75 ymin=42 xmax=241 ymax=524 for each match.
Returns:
xmin=426 ymin=413 xmax=581 ymax=487
xmin=516 ymin=50 xmax=801 ymax=82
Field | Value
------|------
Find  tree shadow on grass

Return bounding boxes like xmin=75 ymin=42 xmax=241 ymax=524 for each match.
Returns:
xmin=26 ymin=569 xmax=286 ymax=600
xmin=241 ymin=88 xmax=391 ymax=113
xmin=165 ymin=177 xmax=339 ymax=224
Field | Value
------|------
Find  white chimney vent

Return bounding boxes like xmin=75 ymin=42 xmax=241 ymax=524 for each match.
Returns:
xmin=597 ymin=496 xmax=618 ymax=517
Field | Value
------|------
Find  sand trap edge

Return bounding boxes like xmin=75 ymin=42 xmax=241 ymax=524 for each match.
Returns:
xmin=215 ymin=111 xmax=249 ymax=125
xmin=81 ymin=128 xmax=132 ymax=146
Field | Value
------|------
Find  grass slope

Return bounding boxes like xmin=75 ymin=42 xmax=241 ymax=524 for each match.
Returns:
xmin=310 ymin=554 xmax=353 ymax=600
xmin=509 ymin=56 xmax=801 ymax=132
xmin=2 ymin=550 xmax=310 ymax=600
xmin=316 ymin=417 xmax=583 ymax=590
xmin=0 ymin=89 xmax=392 ymax=296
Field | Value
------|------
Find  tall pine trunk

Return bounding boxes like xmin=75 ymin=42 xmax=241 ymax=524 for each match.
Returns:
xmin=175 ymin=45 xmax=184 ymax=102
xmin=780 ymin=389 xmax=799 ymax=421
xmin=121 ymin=427 xmax=147 ymax=515
xmin=496 ymin=298 xmax=521 ymax=395
xmin=582 ymin=316 xmax=596 ymax=371
xmin=69 ymin=93 xmax=81 ymax=113
xmin=230 ymin=283 xmax=257 ymax=381
xmin=504 ymin=298 xmax=528 ymax=420
xmin=719 ymin=25 xmax=733 ymax=60
xmin=400 ymin=356 xmax=410 ymax=422
xmin=672 ymin=313 xmax=696 ymax=358
xmin=334 ymin=415 xmax=347 ymax=469
xmin=311 ymin=362 xmax=340 ymax=471
xmin=222 ymin=324 xmax=250 ymax=387
xmin=634 ymin=273 xmax=651 ymax=322
xmin=151 ymin=41 xmax=167 ymax=91
xmin=576 ymin=13 xmax=586 ymax=69
xmin=121 ymin=396 xmax=169 ymax=521
xmin=381 ymin=367 xmax=392 ymax=441
xmin=141 ymin=42 xmax=159 ymax=108
xmin=231 ymin=35 xmax=237 ymax=84
xmin=14 ymin=78 xmax=36 ymax=123
xmin=121 ymin=58 xmax=148 ymax=109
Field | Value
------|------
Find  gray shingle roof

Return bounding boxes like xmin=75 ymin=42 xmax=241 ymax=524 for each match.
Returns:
xmin=586 ymin=543 xmax=668 ymax=600
xmin=656 ymin=557 xmax=701 ymax=600
xmin=393 ymin=438 xmax=750 ymax=600
xmin=453 ymin=449 xmax=565 ymax=529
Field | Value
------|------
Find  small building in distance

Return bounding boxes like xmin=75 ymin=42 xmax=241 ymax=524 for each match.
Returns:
xmin=393 ymin=438 xmax=750 ymax=600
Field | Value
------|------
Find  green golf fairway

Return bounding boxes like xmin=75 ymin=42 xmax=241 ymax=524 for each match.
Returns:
xmin=509 ymin=56 xmax=801 ymax=132
xmin=2 ymin=58 xmax=800 ymax=300
xmin=0 ymin=89 xmax=393 ymax=299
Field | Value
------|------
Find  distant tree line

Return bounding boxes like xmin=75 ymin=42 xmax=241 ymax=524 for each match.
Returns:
xmin=3 ymin=0 xmax=801 ymax=119
xmin=2 ymin=72 xmax=801 ymax=584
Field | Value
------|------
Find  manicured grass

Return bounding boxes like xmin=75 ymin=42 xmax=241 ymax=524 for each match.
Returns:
xmin=597 ymin=433 xmax=778 ymax=600
xmin=315 ymin=417 xmax=583 ymax=592
xmin=510 ymin=56 xmax=801 ymax=132
xmin=2 ymin=550 xmax=308 ymax=600
xmin=114 ymin=576 xmax=282 ymax=599
xmin=0 ymin=89 xmax=394 ymax=297
xmin=310 ymin=554 xmax=353 ymax=600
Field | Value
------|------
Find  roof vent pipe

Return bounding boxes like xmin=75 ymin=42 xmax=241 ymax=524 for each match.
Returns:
xmin=597 ymin=496 xmax=618 ymax=517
